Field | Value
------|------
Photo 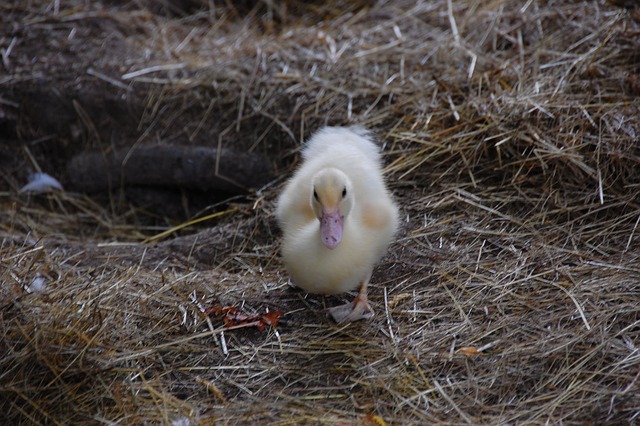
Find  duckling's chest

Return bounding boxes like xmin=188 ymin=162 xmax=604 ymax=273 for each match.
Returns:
xmin=282 ymin=221 xmax=376 ymax=294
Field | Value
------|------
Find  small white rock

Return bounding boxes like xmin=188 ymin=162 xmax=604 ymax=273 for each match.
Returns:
xmin=19 ymin=173 xmax=64 ymax=193
xmin=171 ymin=418 xmax=191 ymax=426
xmin=29 ymin=275 xmax=47 ymax=292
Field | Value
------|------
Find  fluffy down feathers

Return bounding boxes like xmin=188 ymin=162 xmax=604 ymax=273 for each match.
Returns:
xmin=276 ymin=126 xmax=399 ymax=320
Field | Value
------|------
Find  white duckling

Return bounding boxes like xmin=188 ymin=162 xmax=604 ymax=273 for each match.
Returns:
xmin=276 ymin=126 xmax=399 ymax=323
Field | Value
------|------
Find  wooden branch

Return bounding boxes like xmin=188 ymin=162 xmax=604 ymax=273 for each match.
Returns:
xmin=67 ymin=145 xmax=272 ymax=194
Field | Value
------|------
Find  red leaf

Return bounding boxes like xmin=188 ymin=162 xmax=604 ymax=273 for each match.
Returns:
xmin=262 ymin=310 xmax=284 ymax=327
xmin=204 ymin=305 xmax=236 ymax=316
xmin=205 ymin=304 xmax=284 ymax=331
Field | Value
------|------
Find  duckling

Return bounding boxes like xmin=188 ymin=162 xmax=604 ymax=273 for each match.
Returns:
xmin=276 ymin=126 xmax=399 ymax=323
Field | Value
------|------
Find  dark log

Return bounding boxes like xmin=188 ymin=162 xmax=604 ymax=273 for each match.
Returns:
xmin=67 ymin=145 xmax=272 ymax=194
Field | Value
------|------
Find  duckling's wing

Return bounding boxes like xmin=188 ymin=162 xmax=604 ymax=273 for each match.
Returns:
xmin=276 ymin=170 xmax=316 ymax=231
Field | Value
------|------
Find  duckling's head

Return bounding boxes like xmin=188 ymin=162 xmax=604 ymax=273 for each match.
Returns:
xmin=311 ymin=168 xmax=354 ymax=250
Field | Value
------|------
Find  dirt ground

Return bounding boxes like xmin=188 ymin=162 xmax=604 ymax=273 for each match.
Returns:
xmin=1 ymin=0 xmax=640 ymax=424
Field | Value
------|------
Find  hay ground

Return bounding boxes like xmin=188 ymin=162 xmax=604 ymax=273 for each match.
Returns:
xmin=2 ymin=0 xmax=640 ymax=424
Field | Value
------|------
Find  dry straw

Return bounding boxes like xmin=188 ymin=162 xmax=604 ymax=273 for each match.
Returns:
xmin=1 ymin=0 xmax=639 ymax=424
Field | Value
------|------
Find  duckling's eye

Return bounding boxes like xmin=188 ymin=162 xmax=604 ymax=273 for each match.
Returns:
xmin=313 ymin=190 xmax=319 ymax=200
xmin=341 ymin=188 xmax=347 ymax=198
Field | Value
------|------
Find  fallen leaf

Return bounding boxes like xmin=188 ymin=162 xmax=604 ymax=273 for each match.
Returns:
xmin=262 ymin=310 xmax=284 ymax=328
xmin=457 ymin=346 xmax=480 ymax=356
xmin=206 ymin=305 xmax=283 ymax=331
xmin=363 ymin=414 xmax=387 ymax=426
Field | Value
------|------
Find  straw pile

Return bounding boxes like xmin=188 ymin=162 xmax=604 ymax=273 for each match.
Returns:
xmin=1 ymin=0 xmax=639 ymax=424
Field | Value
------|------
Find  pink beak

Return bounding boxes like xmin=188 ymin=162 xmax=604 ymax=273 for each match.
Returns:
xmin=319 ymin=208 xmax=343 ymax=249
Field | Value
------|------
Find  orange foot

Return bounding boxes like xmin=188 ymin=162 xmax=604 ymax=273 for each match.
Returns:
xmin=328 ymin=293 xmax=374 ymax=323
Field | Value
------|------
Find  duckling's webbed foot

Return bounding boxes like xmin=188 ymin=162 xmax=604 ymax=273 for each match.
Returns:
xmin=329 ymin=278 xmax=374 ymax=323
xmin=328 ymin=297 xmax=374 ymax=323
